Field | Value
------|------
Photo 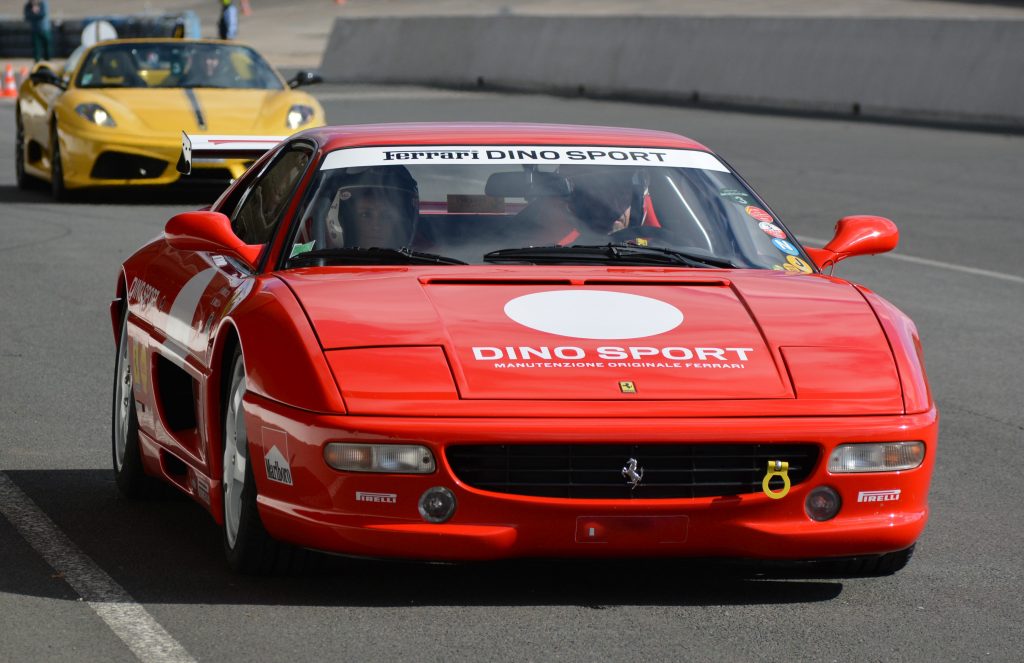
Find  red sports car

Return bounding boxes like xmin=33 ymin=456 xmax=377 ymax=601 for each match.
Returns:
xmin=111 ymin=123 xmax=937 ymax=575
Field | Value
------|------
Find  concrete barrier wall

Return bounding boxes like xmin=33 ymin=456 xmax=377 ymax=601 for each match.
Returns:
xmin=320 ymin=15 xmax=1024 ymax=130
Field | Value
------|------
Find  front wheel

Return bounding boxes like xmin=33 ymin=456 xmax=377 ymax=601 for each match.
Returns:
xmin=15 ymin=108 xmax=31 ymax=190
xmin=111 ymin=310 xmax=159 ymax=497
xmin=50 ymin=122 xmax=70 ymax=201
xmin=221 ymin=349 xmax=310 ymax=574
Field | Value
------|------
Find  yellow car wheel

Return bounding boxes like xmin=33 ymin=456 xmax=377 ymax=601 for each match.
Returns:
xmin=15 ymin=108 xmax=40 ymax=191
xmin=50 ymin=123 xmax=70 ymax=202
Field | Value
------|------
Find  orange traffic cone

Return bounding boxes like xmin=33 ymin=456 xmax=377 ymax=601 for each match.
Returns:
xmin=1 ymin=64 xmax=17 ymax=98
xmin=18 ymin=65 xmax=29 ymax=86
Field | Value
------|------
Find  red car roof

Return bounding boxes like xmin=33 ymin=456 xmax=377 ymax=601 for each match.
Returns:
xmin=304 ymin=123 xmax=713 ymax=152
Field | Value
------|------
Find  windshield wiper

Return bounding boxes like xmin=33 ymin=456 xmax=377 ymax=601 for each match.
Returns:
xmin=482 ymin=244 xmax=738 ymax=269
xmin=287 ymin=247 xmax=466 ymax=267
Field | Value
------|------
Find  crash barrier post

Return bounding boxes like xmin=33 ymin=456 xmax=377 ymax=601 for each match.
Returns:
xmin=319 ymin=15 xmax=1024 ymax=132
xmin=1 ymin=64 xmax=17 ymax=98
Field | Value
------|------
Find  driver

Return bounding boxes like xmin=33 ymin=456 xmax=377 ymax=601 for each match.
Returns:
xmin=173 ymin=46 xmax=237 ymax=87
xmin=561 ymin=166 xmax=637 ymax=239
xmin=330 ymin=166 xmax=419 ymax=248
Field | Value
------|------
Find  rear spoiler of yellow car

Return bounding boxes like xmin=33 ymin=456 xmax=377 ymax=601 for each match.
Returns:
xmin=176 ymin=132 xmax=288 ymax=175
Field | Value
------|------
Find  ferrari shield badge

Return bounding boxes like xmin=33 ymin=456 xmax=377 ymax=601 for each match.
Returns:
xmin=619 ymin=381 xmax=637 ymax=393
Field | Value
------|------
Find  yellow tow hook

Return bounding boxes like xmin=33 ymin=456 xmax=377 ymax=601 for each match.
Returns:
xmin=762 ymin=460 xmax=791 ymax=499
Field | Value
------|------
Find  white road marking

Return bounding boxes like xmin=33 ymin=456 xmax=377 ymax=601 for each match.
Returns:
xmin=796 ymin=235 xmax=1024 ymax=284
xmin=0 ymin=471 xmax=196 ymax=663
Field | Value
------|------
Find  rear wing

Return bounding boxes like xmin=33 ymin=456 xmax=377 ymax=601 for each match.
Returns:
xmin=176 ymin=132 xmax=287 ymax=175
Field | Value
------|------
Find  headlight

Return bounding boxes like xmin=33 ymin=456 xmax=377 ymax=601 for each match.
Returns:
xmin=75 ymin=103 xmax=116 ymax=127
xmin=828 ymin=442 xmax=925 ymax=473
xmin=324 ymin=442 xmax=435 ymax=474
xmin=286 ymin=104 xmax=315 ymax=129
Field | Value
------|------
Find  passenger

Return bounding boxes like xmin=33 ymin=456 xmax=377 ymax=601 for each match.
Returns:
xmin=513 ymin=166 xmax=639 ymax=245
xmin=331 ymin=166 xmax=419 ymax=248
xmin=561 ymin=166 xmax=638 ymax=240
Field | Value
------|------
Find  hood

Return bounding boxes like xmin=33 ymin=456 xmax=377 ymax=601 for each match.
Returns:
xmin=279 ymin=268 xmax=903 ymax=415
xmin=70 ymin=88 xmax=303 ymax=134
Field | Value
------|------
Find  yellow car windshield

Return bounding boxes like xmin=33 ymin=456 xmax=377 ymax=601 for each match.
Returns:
xmin=75 ymin=43 xmax=284 ymax=90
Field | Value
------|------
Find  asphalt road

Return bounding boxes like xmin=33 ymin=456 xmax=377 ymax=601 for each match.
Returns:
xmin=0 ymin=86 xmax=1022 ymax=662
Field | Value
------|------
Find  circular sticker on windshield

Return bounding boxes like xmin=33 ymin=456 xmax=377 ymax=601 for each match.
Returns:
xmin=745 ymin=206 xmax=774 ymax=223
xmin=785 ymin=255 xmax=813 ymax=274
xmin=772 ymin=238 xmax=799 ymax=256
xmin=758 ymin=222 xmax=786 ymax=239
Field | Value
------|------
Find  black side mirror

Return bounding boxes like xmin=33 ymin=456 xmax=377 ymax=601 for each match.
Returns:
xmin=30 ymin=67 xmax=66 ymax=90
xmin=288 ymin=71 xmax=323 ymax=88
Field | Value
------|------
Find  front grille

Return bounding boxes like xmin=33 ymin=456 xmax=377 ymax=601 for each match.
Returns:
xmin=446 ymin=443 xmax=820 ymax=499
xmin=186 ymin=167 xmax=234 ymax=182
xmin=90 ymin=151 xmax=167 ymax=180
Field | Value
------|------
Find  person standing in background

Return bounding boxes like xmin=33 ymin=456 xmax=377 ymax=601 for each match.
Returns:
xmin=218 ymin=0 xmax=239 ymax=40
xmin=23 ymin=0 xmax=53 ymax=61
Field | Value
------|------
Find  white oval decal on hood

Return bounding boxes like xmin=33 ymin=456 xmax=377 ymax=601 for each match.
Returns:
xmin=503 ymin=290 xmax=683 ymax=339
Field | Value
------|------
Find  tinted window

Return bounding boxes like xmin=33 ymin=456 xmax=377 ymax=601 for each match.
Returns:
xmin=232 ymin=147 xmax=311 ymax=245
xmin=76 ymin=42 xmax=283 ymax=90
xmin=285 ymin=146 xmax=812 ymax=271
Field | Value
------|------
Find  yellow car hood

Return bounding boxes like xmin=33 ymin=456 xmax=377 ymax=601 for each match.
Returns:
xmin=80 ymin=88 xmax=315 ymax=135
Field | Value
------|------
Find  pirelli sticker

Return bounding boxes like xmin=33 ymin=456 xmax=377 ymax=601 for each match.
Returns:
xmin=320 ymin=145 xmax=729 ymax=172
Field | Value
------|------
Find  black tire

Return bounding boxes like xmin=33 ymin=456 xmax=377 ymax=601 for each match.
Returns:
xmin=15 ymin=107 xmax=30 ymax=190
xmin=221 ymin=348 xmax=311 ymax=575
xmin=50 ymin=122 xmax=71 ymax=201
xmin=111 ymin=310 xmax=160 ymax=498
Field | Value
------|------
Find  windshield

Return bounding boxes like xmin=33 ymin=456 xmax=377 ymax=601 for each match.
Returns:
xmin=75 ymin=42 xmax=284 ymax=90
xmin=285 ymin=145 xmax=814 ymax=272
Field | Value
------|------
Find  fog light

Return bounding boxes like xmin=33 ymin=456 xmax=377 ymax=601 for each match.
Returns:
xmin=324 ymin=443 xmax=435 ymax=474
xmin=805 ymin=486 xmax=841 ymax=522
xmin=828 ymin=442 xmax=925 ymax=473
xmin=418 ymin=486 xmax=456 ymax=523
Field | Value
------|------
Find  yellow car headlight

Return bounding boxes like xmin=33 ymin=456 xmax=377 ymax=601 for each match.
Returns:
xmin=75 ymin=103 xmax=116 ymax=127
xmin=286 ymin=104 xmax=315 ymax=130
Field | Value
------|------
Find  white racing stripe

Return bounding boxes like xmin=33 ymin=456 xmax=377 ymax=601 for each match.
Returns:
xmin=796 ymin=235 xmax=1024 ymax=284
xmin=0 ymin=471 xmax=196 ymax=663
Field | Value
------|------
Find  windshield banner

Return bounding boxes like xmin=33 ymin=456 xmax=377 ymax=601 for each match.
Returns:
xmin=320 ymin=146 xmax=729 ymax=172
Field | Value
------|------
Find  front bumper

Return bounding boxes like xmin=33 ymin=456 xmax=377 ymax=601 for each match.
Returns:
xmin=59 ymin=126 xmax=248 ymax=188
xmin=242 ymin=394 xmax=937 ymax=562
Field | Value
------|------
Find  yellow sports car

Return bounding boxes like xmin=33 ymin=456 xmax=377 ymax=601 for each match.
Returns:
xmin=15 ymin=38 xmax=325 ymax=199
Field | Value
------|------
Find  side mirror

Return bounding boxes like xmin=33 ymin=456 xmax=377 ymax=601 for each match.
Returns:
xmin=164 ymin=211 xmax=262 ymax=267
xmin=804 ymin=215 xmax=898 ymax=271
xmin=30 ymin=66 xmax=66 ymax=90
xmin=288 ymin=71 xmax=323 ymax=88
